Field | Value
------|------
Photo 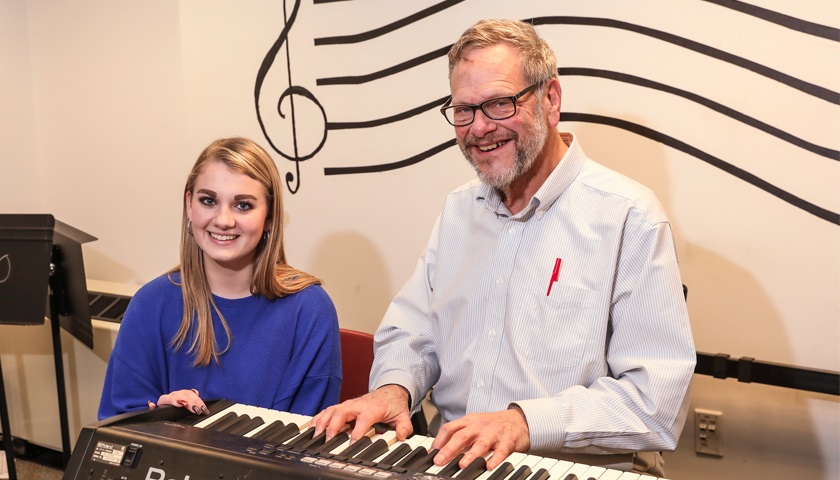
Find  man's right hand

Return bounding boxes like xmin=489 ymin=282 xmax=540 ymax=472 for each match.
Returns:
xmin=312 ymin=384 xmax=414 ymax=443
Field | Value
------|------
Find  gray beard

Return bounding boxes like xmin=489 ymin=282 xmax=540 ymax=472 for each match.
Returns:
xmin=461 ymin=110 xmax=549 ymax=191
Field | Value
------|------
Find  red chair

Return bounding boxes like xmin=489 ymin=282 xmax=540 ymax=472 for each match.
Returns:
xmin=339 ymin=328 xmax=375 ymax=403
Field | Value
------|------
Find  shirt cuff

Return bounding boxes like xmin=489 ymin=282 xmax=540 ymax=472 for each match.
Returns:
xmin=511 ymin=397 xmax=567 ymax=451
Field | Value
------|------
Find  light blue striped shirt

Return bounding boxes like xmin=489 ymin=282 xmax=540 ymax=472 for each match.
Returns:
xmin=371 ymin=132 xmax=696 ymax=455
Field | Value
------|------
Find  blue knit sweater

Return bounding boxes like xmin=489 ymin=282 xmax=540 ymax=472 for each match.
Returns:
xmin=98 ymin=273 xmax=341 ymax=420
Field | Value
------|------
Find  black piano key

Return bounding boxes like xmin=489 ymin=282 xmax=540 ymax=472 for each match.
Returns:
xmin=392 ymin=446 xmax=428 ymax=469
xmin=351 ymin=438 xmax=390 ymax=462
xmin=286 ymin=427 xmax=316 ymax=448
xmin=295 ymin=430 xmax=328 ymax=453
xmin=228 ymin=417 xmax=265 ymax=436
xmin=200 ymin=411 xmax=238 ymax=431
xmin=508 ymin=464 xmax=532 ymax=480
xmin=408 ymin=448 xmax=438 ymax=472
xmin=264 ymin=423 xmax=302 ymax=445
xmin=376 ymin=443 xmax=412 ymax=469
xmin=250 ymin=420 xmax=286 ymax=441
xmin=436 ymin=453 xmax=464 ymax=478
xmin=562 ymin=475 xmax=579 ymax=480
xmin=315 ymin=432 xmax=350 ymax=455
xmin=526 ymin=468 xmax=551 ymax=480
xmin=333 ymin=436 xmax=372 ymax=461
xmin=485 ymin=461 xmax=515 ymax=480
xmin=215 ymin=415 xmax=254 ymax=434
xmin=456 ymin=456 xmax=487 ymax=480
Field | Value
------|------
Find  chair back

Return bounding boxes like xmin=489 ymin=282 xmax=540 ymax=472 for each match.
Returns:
xmin=339 ymin=328 xmax=375 ymax=403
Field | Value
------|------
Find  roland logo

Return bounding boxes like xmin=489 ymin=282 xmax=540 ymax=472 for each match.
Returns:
xmin=145 ymin=467 xmax=190 ymax=480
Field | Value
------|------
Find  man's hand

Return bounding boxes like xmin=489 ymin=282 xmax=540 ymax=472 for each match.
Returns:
xmin=431 ymin=407 xmax=530 ymax=471
xmin=312 ymin=385 xmax=414 ymax=443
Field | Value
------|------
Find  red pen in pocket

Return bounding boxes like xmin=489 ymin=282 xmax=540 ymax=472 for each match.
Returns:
xmin=546 ymin=258 xmax=562 ymax=296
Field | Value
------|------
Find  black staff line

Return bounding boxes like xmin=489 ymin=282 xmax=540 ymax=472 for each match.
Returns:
xmin=314 ymin=0 xmax=466 ymax=45
xmin=701 ymin=0 xmax=840 ymax=40
xmin=324 ymin=114 xmax=838 ymax=225
xmin=563 ymin=112 xmax=839 ymax=225
xmin=315 ymin=16 xmax=839 ymax=106
xmin=560 ymin=67 xmax=839 ymax=161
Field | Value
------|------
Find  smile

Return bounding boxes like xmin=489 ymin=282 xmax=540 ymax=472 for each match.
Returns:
xmin=209 ymin=232 xmax=238 ymax=241
xmin=477 ymin=140 xmax=508 ymax=152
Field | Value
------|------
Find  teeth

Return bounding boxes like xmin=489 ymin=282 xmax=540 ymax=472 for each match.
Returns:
xmin=478 ymin=141 xmax=505 ymax=152
xmin=209 ymin=232 xmax=237 ymax=241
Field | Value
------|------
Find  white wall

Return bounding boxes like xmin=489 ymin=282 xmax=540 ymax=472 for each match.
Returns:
xmin=0 ymin=1 xmax=838 ymax=478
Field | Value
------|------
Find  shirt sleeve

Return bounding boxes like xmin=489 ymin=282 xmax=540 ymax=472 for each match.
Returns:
xmin=369 ymin=217 xmax=442 ymax=411
xmin=97 ymin=289 xmax=167 ymax=420
xmin=515 ymin=211 xmax=696 ymax=453
xmin=283 ymin=286 xmax=343 ymax=416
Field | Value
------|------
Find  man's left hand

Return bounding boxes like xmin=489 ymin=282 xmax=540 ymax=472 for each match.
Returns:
xmin=431 ymin=406 xmax=530 ymax=471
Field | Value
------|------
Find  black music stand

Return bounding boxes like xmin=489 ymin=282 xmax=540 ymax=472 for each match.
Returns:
xmin=0 ymin=214 xmax=97 ymax=476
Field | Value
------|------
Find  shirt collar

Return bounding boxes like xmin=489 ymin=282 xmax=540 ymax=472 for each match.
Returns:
xmin=475 ymin=132 xmax=586 ymax=218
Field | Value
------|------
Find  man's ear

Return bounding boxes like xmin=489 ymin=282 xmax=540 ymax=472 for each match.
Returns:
xmin=545 ymin=78 xmax=562 ymax=126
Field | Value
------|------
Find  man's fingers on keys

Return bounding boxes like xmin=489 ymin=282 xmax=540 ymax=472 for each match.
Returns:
xmin=432 ymin=427 xmax=473 ymax=466
xmin=392 ymin=414 xmax=413 ymax=442
xmin=326 ymin=410 xmax=356 ymax=441
xmin=484 ymin=444 xmax=513 ymax=471
xmin=459 ymin=436 xmax=495 ymax=469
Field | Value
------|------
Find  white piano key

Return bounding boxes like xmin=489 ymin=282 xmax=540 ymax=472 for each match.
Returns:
xmin=615 ymin=472 xmax=641 ymax=480
xmin=473 ymin=451 xmax=519 ymax=480
xmin=513 ymin=453 xmax=546 ymax=471
xmin=556 ymin=462 xmax=593 ymax=479
xmin=579 ymin=465 xmax=606 ymax=479
xmin=544 ymin=459 xmax=574 ymax=479
xmin=512 ymin=457 xmax=559 ymax=480
xmin=594 ymin=468 xmax=625 ymax=480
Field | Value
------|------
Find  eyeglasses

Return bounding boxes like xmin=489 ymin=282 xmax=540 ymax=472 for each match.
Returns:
xmin=440 ymin=82 xmax=541 ymax=126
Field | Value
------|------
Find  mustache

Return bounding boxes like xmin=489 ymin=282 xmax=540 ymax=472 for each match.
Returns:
xmin=462 ymin=132 xmax=517 ymax=147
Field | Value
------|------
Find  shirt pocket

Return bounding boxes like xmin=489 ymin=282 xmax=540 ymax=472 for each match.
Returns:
xmin=513 ymin=285 xmax=595 ymax=368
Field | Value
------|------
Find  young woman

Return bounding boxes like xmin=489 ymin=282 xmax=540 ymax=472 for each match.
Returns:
xmin=98 ymin=137 xmax=341 ymax=419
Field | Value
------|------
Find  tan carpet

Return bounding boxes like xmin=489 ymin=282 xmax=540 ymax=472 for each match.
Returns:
xmin=1 ymin=453 xmax=63 ymax=480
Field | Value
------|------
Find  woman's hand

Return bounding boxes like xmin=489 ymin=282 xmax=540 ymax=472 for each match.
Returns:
xmin=147 ymin=388 xmax=209 ymax=415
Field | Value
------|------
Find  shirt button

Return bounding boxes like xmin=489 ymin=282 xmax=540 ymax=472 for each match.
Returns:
xmin=489 ymin=328 xmax=497 ymax=337
xmin=496 ymin=278 xmax=505 ymax=287
xmin=508 ymin=227 xmax=516 ymax=236
xmin=477 ymin=380 xmax=485 ymax=389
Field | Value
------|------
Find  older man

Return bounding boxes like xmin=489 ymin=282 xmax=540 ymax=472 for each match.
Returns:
xmin=314 ymin=19 xmax=695 ymax=477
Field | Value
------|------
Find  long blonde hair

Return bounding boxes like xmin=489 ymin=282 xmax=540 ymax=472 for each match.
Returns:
xmin=169 ymin=137 xmax=321 ymax=366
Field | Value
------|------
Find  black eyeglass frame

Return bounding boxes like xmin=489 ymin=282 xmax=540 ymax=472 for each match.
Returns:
xmin=439 ymin=81 xmax=542 ymax=126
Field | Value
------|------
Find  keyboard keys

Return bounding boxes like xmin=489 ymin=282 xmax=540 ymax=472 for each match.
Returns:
xmin=187 ymin=403 xmax=668 ymax=480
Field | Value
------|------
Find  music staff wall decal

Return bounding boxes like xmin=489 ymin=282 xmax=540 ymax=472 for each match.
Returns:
xmin=255 ymin=0 xmax=838 ymax=226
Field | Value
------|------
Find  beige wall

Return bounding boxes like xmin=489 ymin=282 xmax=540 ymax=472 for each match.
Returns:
xmin=1 ymin=1 xmax=838 ymax=478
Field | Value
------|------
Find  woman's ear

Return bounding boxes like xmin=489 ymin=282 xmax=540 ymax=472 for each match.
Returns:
xmin=185 ymin=191 xmax=193 ymax=219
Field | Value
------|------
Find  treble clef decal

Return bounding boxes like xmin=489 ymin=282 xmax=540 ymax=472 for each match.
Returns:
xmin=0 ymin=254 xmax=10 ymax=284
xmin=255 ymin=0 xmax=328 ymax=194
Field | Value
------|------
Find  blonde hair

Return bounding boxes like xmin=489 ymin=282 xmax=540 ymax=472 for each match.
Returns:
xmin=448 ymin=19 xmax=558 ymax=93
xmin=169 ymin=137 xmax=321 ymax=366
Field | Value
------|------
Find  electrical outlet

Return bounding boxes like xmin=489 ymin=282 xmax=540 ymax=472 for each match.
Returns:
xmin=695 ymin=408 xmax=723 ymax=457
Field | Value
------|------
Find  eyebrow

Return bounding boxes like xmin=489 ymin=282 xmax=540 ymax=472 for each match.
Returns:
xmin=196 ymin=189 xmax=259 ymax=201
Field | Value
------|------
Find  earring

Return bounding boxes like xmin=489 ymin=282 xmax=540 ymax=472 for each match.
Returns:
xmin=186 ymin=220 xmax=193 ymax=236
xmin=262 ymin=231 xmax=270 ymax=242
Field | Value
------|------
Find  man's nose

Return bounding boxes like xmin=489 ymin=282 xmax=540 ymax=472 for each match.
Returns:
xmin=469 ymin=109 xmax=497 ymax=136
